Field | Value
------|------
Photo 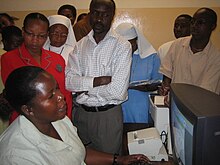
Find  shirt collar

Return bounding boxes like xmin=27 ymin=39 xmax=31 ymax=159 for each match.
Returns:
xmin=19 ymin=43 xmax=52 ymax=69
xmin=182 ymin=36 xmax=212 ymax=54
xmin=88 ymin=28 xmax=118 ymax=44
xmin=19 ymin=115 xmax=70 ymax=152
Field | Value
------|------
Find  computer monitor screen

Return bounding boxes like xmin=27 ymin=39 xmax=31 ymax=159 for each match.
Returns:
xmin=170 ymin=83 xmax=220 ymax=165
xmin=171 ymin=96 xmax=193 ymax=165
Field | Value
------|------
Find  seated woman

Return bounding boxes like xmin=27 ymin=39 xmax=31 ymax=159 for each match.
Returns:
xmin=115 ymin=23 xmax=162 ymax=123
xmin=0 ymin=66 xmax=149 ymax=165
xmin=44 ymin=14 xmax=76 ymax=64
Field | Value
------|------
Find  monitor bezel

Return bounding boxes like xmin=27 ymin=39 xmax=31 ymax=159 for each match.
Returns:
xmin=170 ymin=84 xmax=207 ymax=165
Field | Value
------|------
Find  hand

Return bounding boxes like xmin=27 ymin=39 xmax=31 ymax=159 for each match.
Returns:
xmin=117 ymin=154 xmax=150 ymax=165
xmin=93 ymin=76 xmax=112 ymax=87
xmin=164 ymin=94 xmax=170 ymax=107
xmin=158 ymin=82 xmax=170 ymax=96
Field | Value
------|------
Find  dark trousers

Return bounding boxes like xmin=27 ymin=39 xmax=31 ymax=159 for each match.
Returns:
xmin=73 ymin=104 xmax=123 ymax=155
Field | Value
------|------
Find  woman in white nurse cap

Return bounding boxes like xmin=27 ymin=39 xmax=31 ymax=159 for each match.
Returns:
xmin=115 ymin=22 xmax=156 ymax=57
xmin=44 ymin=15 xmax=76 ymax=64
xmin=115 ymin=22 xmax=162 ymax=123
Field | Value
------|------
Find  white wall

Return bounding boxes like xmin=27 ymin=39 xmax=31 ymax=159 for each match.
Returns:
xmin=1 ymin=0 xmax=220 ymax=11
xmin=1 ymin=1 xmax=219 ymax=49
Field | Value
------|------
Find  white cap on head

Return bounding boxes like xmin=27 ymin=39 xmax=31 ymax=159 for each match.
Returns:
xmin=115 ymin=23 xmax=137 ymax=40
xmin=115 ymin=22 xmax=156 ymax=58
xmin=44 ymin=15 xmax=76 ymax=47
xmin=48 ymin=15 xmax=70 ymax=28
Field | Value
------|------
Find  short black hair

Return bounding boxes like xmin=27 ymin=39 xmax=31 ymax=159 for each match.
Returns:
xmin=4 ymin=66 xmax=45 ymax=114
xmin=2 ymin=26 xmax=22 ymax=40
xmin=2 ymin=26 xmax=23 ymax=51
xmin=0 ymin=13 xmax=14 ymax=24
xmin=196 ymin=7 xmax=217 ymax=25
xmin=90 ymin=0 xmax=116 ymax=13
xmin=77 ymin=13 xmax=88 ymax=22
xmin=176 ymin=14 xmax=192 ymax=22
xmin=58 ymin=4 xmax=77 ymax=18
xmin=23 ymin=12 xmax=49 ymax=30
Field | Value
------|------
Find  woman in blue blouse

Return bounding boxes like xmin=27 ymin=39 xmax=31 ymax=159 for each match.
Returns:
xmin=116 ymin=23 xmax=162 ymax=123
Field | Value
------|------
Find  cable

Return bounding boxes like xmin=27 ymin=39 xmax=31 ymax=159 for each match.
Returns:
xmin=160 ymin=130 xmax=168 ymax=151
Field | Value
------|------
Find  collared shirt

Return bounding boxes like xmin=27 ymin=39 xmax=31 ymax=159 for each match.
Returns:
xmin=160 ymin=36 xmax=220 ymax=94
xmin=66 ymin=28 xmax=132 ymax=106
xmin=157 ymin=40 xmax=174 ymax=61
xmin=0 ymin=116 xmax=86 ymax=165
xmin=1 ymin=43 xmax=72 ymax=120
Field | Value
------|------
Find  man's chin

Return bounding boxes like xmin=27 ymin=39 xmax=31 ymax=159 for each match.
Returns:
xmin=93 ymin=28 xmax=104 ymax=34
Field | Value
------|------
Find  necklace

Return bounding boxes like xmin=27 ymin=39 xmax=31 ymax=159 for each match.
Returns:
xmin=49 ymin=46 xmax=64 ymax=55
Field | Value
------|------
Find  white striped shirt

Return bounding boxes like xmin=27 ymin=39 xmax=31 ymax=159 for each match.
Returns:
xmin=65 ymin=28 xmax=132 ymax=106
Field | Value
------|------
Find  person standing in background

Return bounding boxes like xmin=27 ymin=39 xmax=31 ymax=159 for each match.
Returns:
xmin=73 ymin=13 xmax=92 ymax=41
xmin=158 ymin=14 xmax=192 ymax=60
xmin=159 ymin=8 xmax=220 ymax=98
xmin=0 ymin=13 xmax=15 ymax=49
xmin=66 ymin=0 xmax=132 ymax=155
xmin=1 ymin=26 xmax=23 ymax=52
xmin=1 ymin=12 xmax=72 ymax=123
xmin=57 ymin=4 xmax=77 ymax=27
xmin=43 ymin=15 xmax=76 ymax=64
xmin=76 ymin=13 xmax=88 ymax=22
xmin=116 ymin=23 xmax=162 ymax=123
xmin=0 ymin=22 xmax=22 ymax=134
xmin=173 ymin=14 xmax=192 ymax=39
xmin=0 ymin=25 xmax=23 ymax=93
xmin=0 ymin=13 xmax=15 ymax=34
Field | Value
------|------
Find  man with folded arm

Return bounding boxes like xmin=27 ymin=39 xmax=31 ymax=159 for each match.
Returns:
xmin=65 ymin=0 xmax=132 ymax=155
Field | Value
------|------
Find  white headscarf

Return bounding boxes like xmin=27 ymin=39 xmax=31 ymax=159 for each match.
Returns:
xmin=44 ymin=15 xmax=76 ymax=47
xmin=115 ymin=23 xmax=156 ymax=59
xmin=43 ymin=15 xmax=76 ymax=64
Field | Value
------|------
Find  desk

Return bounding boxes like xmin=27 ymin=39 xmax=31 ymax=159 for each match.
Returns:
xmin=123 ymin=123 xmax=175 ymax=165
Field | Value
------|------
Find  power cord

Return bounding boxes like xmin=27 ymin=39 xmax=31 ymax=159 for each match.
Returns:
xmin=160 ymin=130 xmax=168 ymax=152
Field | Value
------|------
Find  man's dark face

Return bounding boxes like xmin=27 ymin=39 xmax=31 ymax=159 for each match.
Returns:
xmin=59 ymin=9 xmax=76 ymax=25
xmin=174 ymin=17 xmax=191 ymax=39
xmin=0 ymin=15 xmax=14 ymax=33
xmin=190 ymin=9 xmax=216 ymax=40
xmin=89 ymin=0 xmax=115 ymax=36
xmin=3 ymin=35 xmax=23 ymax=51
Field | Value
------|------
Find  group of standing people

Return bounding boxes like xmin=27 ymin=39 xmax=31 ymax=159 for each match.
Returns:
xmin=0 ymin=0 xmax=150 ymax=164
xmin=0 ymin=0 xmax=219 ymax=164
xmin=159 ymin=8 xmax=220 ymax=100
